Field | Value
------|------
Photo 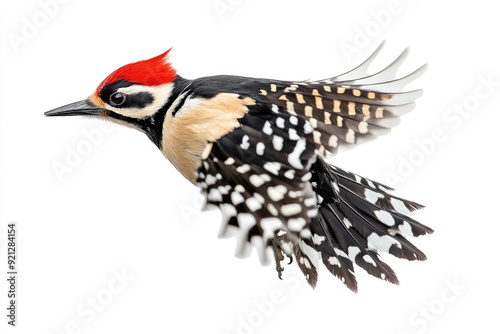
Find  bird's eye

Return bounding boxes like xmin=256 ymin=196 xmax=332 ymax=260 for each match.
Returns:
xmin=109 ymin=92 xmax=127 ymax=107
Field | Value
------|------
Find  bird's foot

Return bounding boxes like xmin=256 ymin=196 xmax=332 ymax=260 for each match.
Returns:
xmin=269 ymin=233 xmax=293 ymax=280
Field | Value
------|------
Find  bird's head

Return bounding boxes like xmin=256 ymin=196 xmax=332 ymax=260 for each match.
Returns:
xmin=45 ymin=49 xmax=179 ymax=145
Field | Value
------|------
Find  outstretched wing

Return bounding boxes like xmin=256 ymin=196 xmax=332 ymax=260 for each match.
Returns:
xmin=195 ymin=44 xmax=426 ymax=280
xmin=263 ymin=43 xmax=427 ymax=156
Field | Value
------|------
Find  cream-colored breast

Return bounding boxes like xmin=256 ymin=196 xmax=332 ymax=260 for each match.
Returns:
xmin=161 ymin=93 xmax=256 ymax=184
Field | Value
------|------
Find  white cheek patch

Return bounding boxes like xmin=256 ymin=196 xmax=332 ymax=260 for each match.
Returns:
xmin=105 ymin=83 xmax=174 ymax=118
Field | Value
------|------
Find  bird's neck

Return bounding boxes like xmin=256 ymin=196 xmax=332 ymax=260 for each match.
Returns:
xmin=139 ymin=76 xmax=192 ymax=148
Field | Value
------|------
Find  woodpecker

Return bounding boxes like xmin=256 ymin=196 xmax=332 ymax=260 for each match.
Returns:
xmin=45 ymin=43 xmax=433 ymax=292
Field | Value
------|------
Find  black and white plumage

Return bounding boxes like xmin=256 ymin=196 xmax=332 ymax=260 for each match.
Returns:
xmin=45 ymin=43 xmax=433 ymax=291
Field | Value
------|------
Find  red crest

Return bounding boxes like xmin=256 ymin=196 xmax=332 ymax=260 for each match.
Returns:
xmin=96 ymin=49 xmax=176 ymax=95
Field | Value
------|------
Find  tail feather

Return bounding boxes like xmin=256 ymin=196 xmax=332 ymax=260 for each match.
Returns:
xmin=293 ymin=237 xmax=319 ymax=288
xmin=337 ymin=197 xmax=428 ymax=261
xmin=310 ymin=214 xmax=358 ymax=292
xmin=330 ymin=166 xmax=422 ymax=210
xmin=338 ymin=184 xmax=427 ymax=238
xmin=306 ymin=156 xmax=432 ymax=290
xmin=331 ymin=167 xmax=432 ymax=237
xmin=321 ymin=202 xmax=400 ymax=285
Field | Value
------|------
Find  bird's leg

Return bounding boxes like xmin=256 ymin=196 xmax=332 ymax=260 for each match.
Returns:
xmin=269 ymin=233 xmax=293 ymax=280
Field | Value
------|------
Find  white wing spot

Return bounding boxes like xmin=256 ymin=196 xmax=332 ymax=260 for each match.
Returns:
xmin=246 ymin=197 xmax=262 ymax=212
xmin=300 ymin=229 xmax=312 ymax=239
xmin=312 ymin=233 xmax=326 ymax=245
xmin=281 ymin=204 xmax=302 ymax=217
xmin=208 ymin=188 xmax=222 ymax=202
xmin=288 ymin=217 xmax=306 ymax=231
xmin=328 ymin=257 xmax=341 ymax=267
xmin=263 ymin=162 xmax=281 ymax=175
xmin=299 ymin=240 xmax=319 ymax=269
xmin=398 ymin=221 xmax=414 ymax=236
xmin=309 ymin=118 xmax=318 ymax=128
xmin=273 ymin=135 xmax=284 ymax=151
xmin=231 ymin=191 xmax=245 ymax=206
xmin=301 ymin=172 xmax=312 ymax=182
xmin=256 ymin=142 xmax=265 ymax=156
xmin=260 ymin=217 xmax=283 ymax=239
xmin=288 ymin=138 xmax=306 ymax=169
xmin=236 ymin=164 xmax=251 ymax=174
xmin=303 ymin=121 xmax=313 ymax=134
xmin=240 ymin=135 xmax=250 ymax=150
xmin=205 ymin=174 xmax=217 ymax=186
xmin=263 ymin=121 xmax=273 ymax=135
xmin=288 ymin=128 xmax=300 ymax=140
xmin=334 ymin=248 xmax=348 ymax=258
xmin=261 ymin=174 xmax=271 ymax=182
xmin=375 ymin=210 xmax=395 ymax=226
xmin=249 ymin=174 xmax=266 ymax=187
xmin=365 ymin=188 xmax=384 ymax=204
xmin=267 ymin=203 xmax=279 ymax=216
xmin=219 ymin=203 xmax=237 ymax=223
xmin=391 ymin=198 xmax=411 ymax=215
xmin=347 ymin=246 xmax=361 ymax=262
xmin=284 ymin=169 xmax=295 ymax=180
xmin=304 ymin=197 xmax=316 ymax=207
xmin=359 ymin=121 xmax=368 ymax=134
xmin=267 ymin=185 xmax=287 ymax=201
xmin=363 ymin=254 xmax=377 ymax=266
xmin=218 ymin=185 xmax=230 ymax=195
xmin=276 ymin=117 xmax=285 ymax=128
xmin=346 ymin=129 xmax=355 ymax=144
xmin=367 ymin=233 xmax=401 ymax=253
xmin=288 ymin=190 xmax=304 ymax=198
xmin=328 ymin=135 xmax=338 ymax=147
xmin=253 ymin=192 xmax=265 ymax=204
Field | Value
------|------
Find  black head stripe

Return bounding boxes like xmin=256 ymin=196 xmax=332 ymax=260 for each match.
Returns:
xmin=126 ymin=92 xmax=154 ymax=108
xmin=100 ymin=79 xmax=154 ymax=109
xmin=99 ymin=79 xmax=134 ymax=101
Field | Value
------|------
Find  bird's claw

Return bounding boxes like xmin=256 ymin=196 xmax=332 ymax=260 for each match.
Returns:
xmin=270 ymin=233 xmax=293 ymax=280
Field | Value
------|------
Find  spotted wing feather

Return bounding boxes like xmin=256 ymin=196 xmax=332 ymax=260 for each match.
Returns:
xmin=196 ymin=102 xmax=319 ymax=265
xmin=263 ymin=46 xmax=427 ymax=155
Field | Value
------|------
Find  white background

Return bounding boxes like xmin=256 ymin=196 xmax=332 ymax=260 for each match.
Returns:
xmin=1 ymin=1 xmax=499 ymax=333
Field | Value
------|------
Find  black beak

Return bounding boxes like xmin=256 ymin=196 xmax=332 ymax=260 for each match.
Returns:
xmin=44 ymin=99 xmax=104 ymax=117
